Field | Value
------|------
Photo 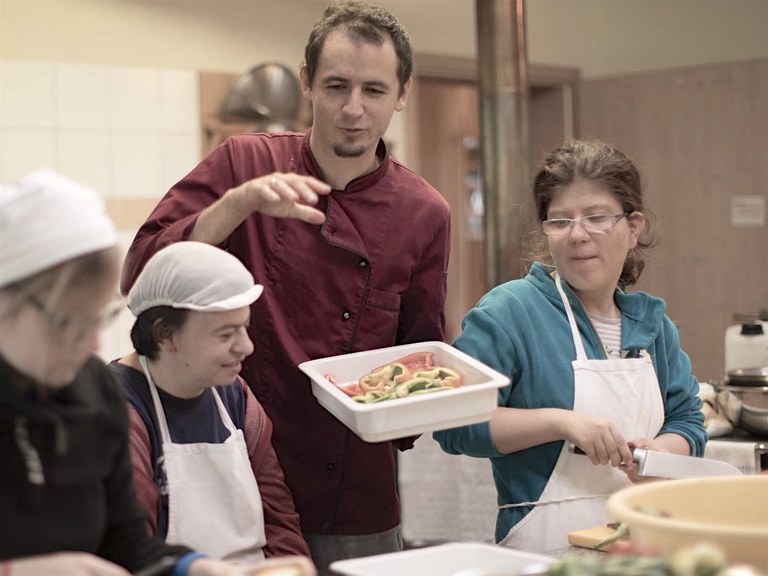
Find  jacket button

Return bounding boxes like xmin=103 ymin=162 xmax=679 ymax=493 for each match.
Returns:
xmin=342 ymin=311 xmax=351 ymax=321
xmin=359 ymin=259 xmax=368 ymax=268
xmin=326 ymin=462 xmax=336 ymax=471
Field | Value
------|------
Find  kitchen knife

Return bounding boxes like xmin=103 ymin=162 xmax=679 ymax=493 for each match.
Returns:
xmin=569 ymin=445 xmax=742 ymax=478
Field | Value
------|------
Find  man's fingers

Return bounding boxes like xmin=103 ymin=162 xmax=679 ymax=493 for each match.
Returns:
xmin=270 ymin=173 xmax=331 ymax=200
xmin=289 ymin=203 xmax=326 ymax=225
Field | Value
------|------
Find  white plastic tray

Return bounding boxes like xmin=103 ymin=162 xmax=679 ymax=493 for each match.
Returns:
xmin=298 ymin=341 xmax=510 ymax=443
xmin=329 ymin=542 xmax=553 ymax=576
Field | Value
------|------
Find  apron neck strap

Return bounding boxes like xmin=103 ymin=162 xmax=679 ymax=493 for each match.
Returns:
xmin=137 ymin=356 xmax=238 ymax=444
xmin=554 ymin=273 xmax=588 ymax=361
xmin=139 ymin=355 xmax=173 ymax=443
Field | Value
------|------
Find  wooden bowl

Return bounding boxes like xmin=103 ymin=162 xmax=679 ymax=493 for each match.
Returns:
xmin=607 ymin=475 xmax=768 ymax=569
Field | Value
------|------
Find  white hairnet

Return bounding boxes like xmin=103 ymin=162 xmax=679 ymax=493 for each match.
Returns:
xmin=0 ymin=169 xmax=117 ymax=288
xmin=127 ymin=241 xmax=263 ymax=316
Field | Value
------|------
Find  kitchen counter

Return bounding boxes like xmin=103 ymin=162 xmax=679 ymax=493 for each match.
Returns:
xmin=406 ymin=539 xmax=605 ymax=560
xmin=550 ymin=545 xmax=604 ymax=558
xmin=706 ymin=433 xmax=767 ymax=473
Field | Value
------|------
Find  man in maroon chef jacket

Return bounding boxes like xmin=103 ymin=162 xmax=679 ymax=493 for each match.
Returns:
xmin=120 ymin=2 xmax=451 ymax=575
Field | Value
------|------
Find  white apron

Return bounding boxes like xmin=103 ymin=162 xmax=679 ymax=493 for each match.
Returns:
xmin=139 ymin=356 xmax=267 ymax=562
xmin=498 ymin=275 xmax=665 ymax=554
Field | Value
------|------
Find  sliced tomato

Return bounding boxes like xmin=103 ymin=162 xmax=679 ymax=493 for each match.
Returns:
xmin=605 ymin=539 xmax=660 ymax=557
xmin=397 ymin=351 xmax=434 ymax=374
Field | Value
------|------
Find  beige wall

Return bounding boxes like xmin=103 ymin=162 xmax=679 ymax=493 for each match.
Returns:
xmin=580 ymin=58 xmax=768 ymax=381
xmin=1 ymin=0 xmax=767 ymax=78
xmin=526 ymin=0 xmax=768 ymax=77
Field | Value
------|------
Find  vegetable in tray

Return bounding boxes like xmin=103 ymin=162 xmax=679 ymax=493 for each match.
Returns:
xmin=324 ymin=351 xmax=463 ymax=403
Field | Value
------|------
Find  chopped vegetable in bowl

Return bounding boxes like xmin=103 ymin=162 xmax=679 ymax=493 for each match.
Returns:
xmin=545 ymin=543 xmax=763 ymax=576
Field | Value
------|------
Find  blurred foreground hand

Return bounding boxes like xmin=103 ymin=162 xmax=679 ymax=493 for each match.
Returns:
xmin=230 ymin=556 xmax=317 ymax=576
xmin=137 ymin=554 xmax=317 ymax=576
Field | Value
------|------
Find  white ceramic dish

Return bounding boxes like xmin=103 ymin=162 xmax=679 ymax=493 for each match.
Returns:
xmin=298 ymin=341 xmax=510 ymax=443
xmin=329 ymin=542 xmax=553 ymax=576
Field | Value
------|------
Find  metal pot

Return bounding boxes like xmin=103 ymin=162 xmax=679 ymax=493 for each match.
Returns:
xmin=716 ymin=367 xmax=768 ymax=437
xmin=727 ymin=366 xmax=768 ymax=386
xmin=740 ymin=402 xmax=768 ymax=437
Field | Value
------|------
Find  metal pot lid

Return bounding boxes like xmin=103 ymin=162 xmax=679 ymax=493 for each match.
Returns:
xmin=727 ymin=366 xmax=768 ymax=386
xmin=219 ymin=63 xmax=302 ymax=123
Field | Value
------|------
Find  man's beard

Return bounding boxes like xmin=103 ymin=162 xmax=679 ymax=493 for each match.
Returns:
xmin=333 ymin=143 xmax=366 ymax=158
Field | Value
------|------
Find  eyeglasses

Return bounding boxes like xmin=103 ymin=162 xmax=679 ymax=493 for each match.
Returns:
xmin=28 ymin=295 xmax=124 ymax=342
xmin=542 ymin=213 xmax=630 ymax=235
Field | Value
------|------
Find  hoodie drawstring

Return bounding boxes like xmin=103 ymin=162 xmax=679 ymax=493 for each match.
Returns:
xmin=14 ymin=417 xmax=45 ymax=486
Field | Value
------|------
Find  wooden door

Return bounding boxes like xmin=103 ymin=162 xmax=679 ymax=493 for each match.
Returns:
xmin=412 ymin=61 xmax=579 ymax=341
xmin=414 ymin=79 xmax=484 ymax=341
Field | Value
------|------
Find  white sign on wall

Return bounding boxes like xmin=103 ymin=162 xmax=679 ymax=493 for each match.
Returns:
xmin=731 ymin=195 xmax=765 ymax=227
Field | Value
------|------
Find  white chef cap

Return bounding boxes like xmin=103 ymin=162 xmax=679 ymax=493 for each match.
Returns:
xmin=127 ymin=241 xmax=263 ymax=316
xmin=0 ymin=169 xmax=117 ymax=288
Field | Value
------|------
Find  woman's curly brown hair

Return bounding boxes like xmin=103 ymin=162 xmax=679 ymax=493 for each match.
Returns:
xmin=524 ymin=139 xmax=657 ymax=287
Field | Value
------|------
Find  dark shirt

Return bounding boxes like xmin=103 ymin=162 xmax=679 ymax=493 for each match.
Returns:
xmin=0 ymin=355 xmax=190 ymax=574
xmin=121 ymin=132 xmax=451 ymax=534
xmin=112 ymin=363 xmax=244 ymax=537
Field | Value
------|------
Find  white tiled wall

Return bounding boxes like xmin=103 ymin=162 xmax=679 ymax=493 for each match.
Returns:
xmin=0 ymin=59 xmax=203 ymax=363
xmin=0 ymin=59 xmax=201 ymax=196
xmin=99 ymin=231 xmax=144 ymax=364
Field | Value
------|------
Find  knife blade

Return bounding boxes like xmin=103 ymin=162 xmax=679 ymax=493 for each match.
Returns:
xmin=632 ymin=448 xmax=742 ymax=479
xmin=569 ymin=445 xmax=742 ymax=478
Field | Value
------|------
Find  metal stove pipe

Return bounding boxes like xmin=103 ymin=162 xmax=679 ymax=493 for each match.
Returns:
xmin=475 ymin=0 xmax=530 ymax=288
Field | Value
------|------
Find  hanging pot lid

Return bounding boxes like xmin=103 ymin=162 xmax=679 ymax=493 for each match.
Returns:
xmin=219 ymin=63 xmax=302 ymax=123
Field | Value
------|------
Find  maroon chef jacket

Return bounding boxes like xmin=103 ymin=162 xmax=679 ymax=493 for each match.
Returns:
xmin=121 ymin=131 xmax=451 ymax=535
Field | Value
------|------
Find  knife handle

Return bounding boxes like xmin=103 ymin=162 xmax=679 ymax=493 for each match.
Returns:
xmin=569 ymin=444 xmax=642 ymax=466
xmin=631 ymin=447 xmax=648 ymax=468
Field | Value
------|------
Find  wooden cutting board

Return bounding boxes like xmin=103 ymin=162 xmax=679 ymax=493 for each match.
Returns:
xmin=567 ymin=525 xmax=624 ymax=550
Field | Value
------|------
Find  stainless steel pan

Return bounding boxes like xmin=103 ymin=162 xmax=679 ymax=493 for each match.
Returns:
xmin=715 ymin=367 xmax=768 ymax=436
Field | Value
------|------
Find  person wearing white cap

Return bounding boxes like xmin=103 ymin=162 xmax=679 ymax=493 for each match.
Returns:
xmin=0 ymin=171 xmax=315 ymax=576
xmin=108 ymin=242 xmax=311 ymax=565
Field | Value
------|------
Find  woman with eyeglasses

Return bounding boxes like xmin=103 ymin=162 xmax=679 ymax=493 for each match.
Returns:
xmin=0 ymin=171 xmax=315 ymax=576
xmin=433 ymin=140 xmax=706 ymax=554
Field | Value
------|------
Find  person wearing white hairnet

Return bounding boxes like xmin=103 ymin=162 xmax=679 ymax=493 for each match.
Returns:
xmin=121 ymin=4 xmax=451 ymax=573
xmin=0 ymin=171 xmax=315 ymax=576
xmin=108 ymin=242 xmax=311 ymax=566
